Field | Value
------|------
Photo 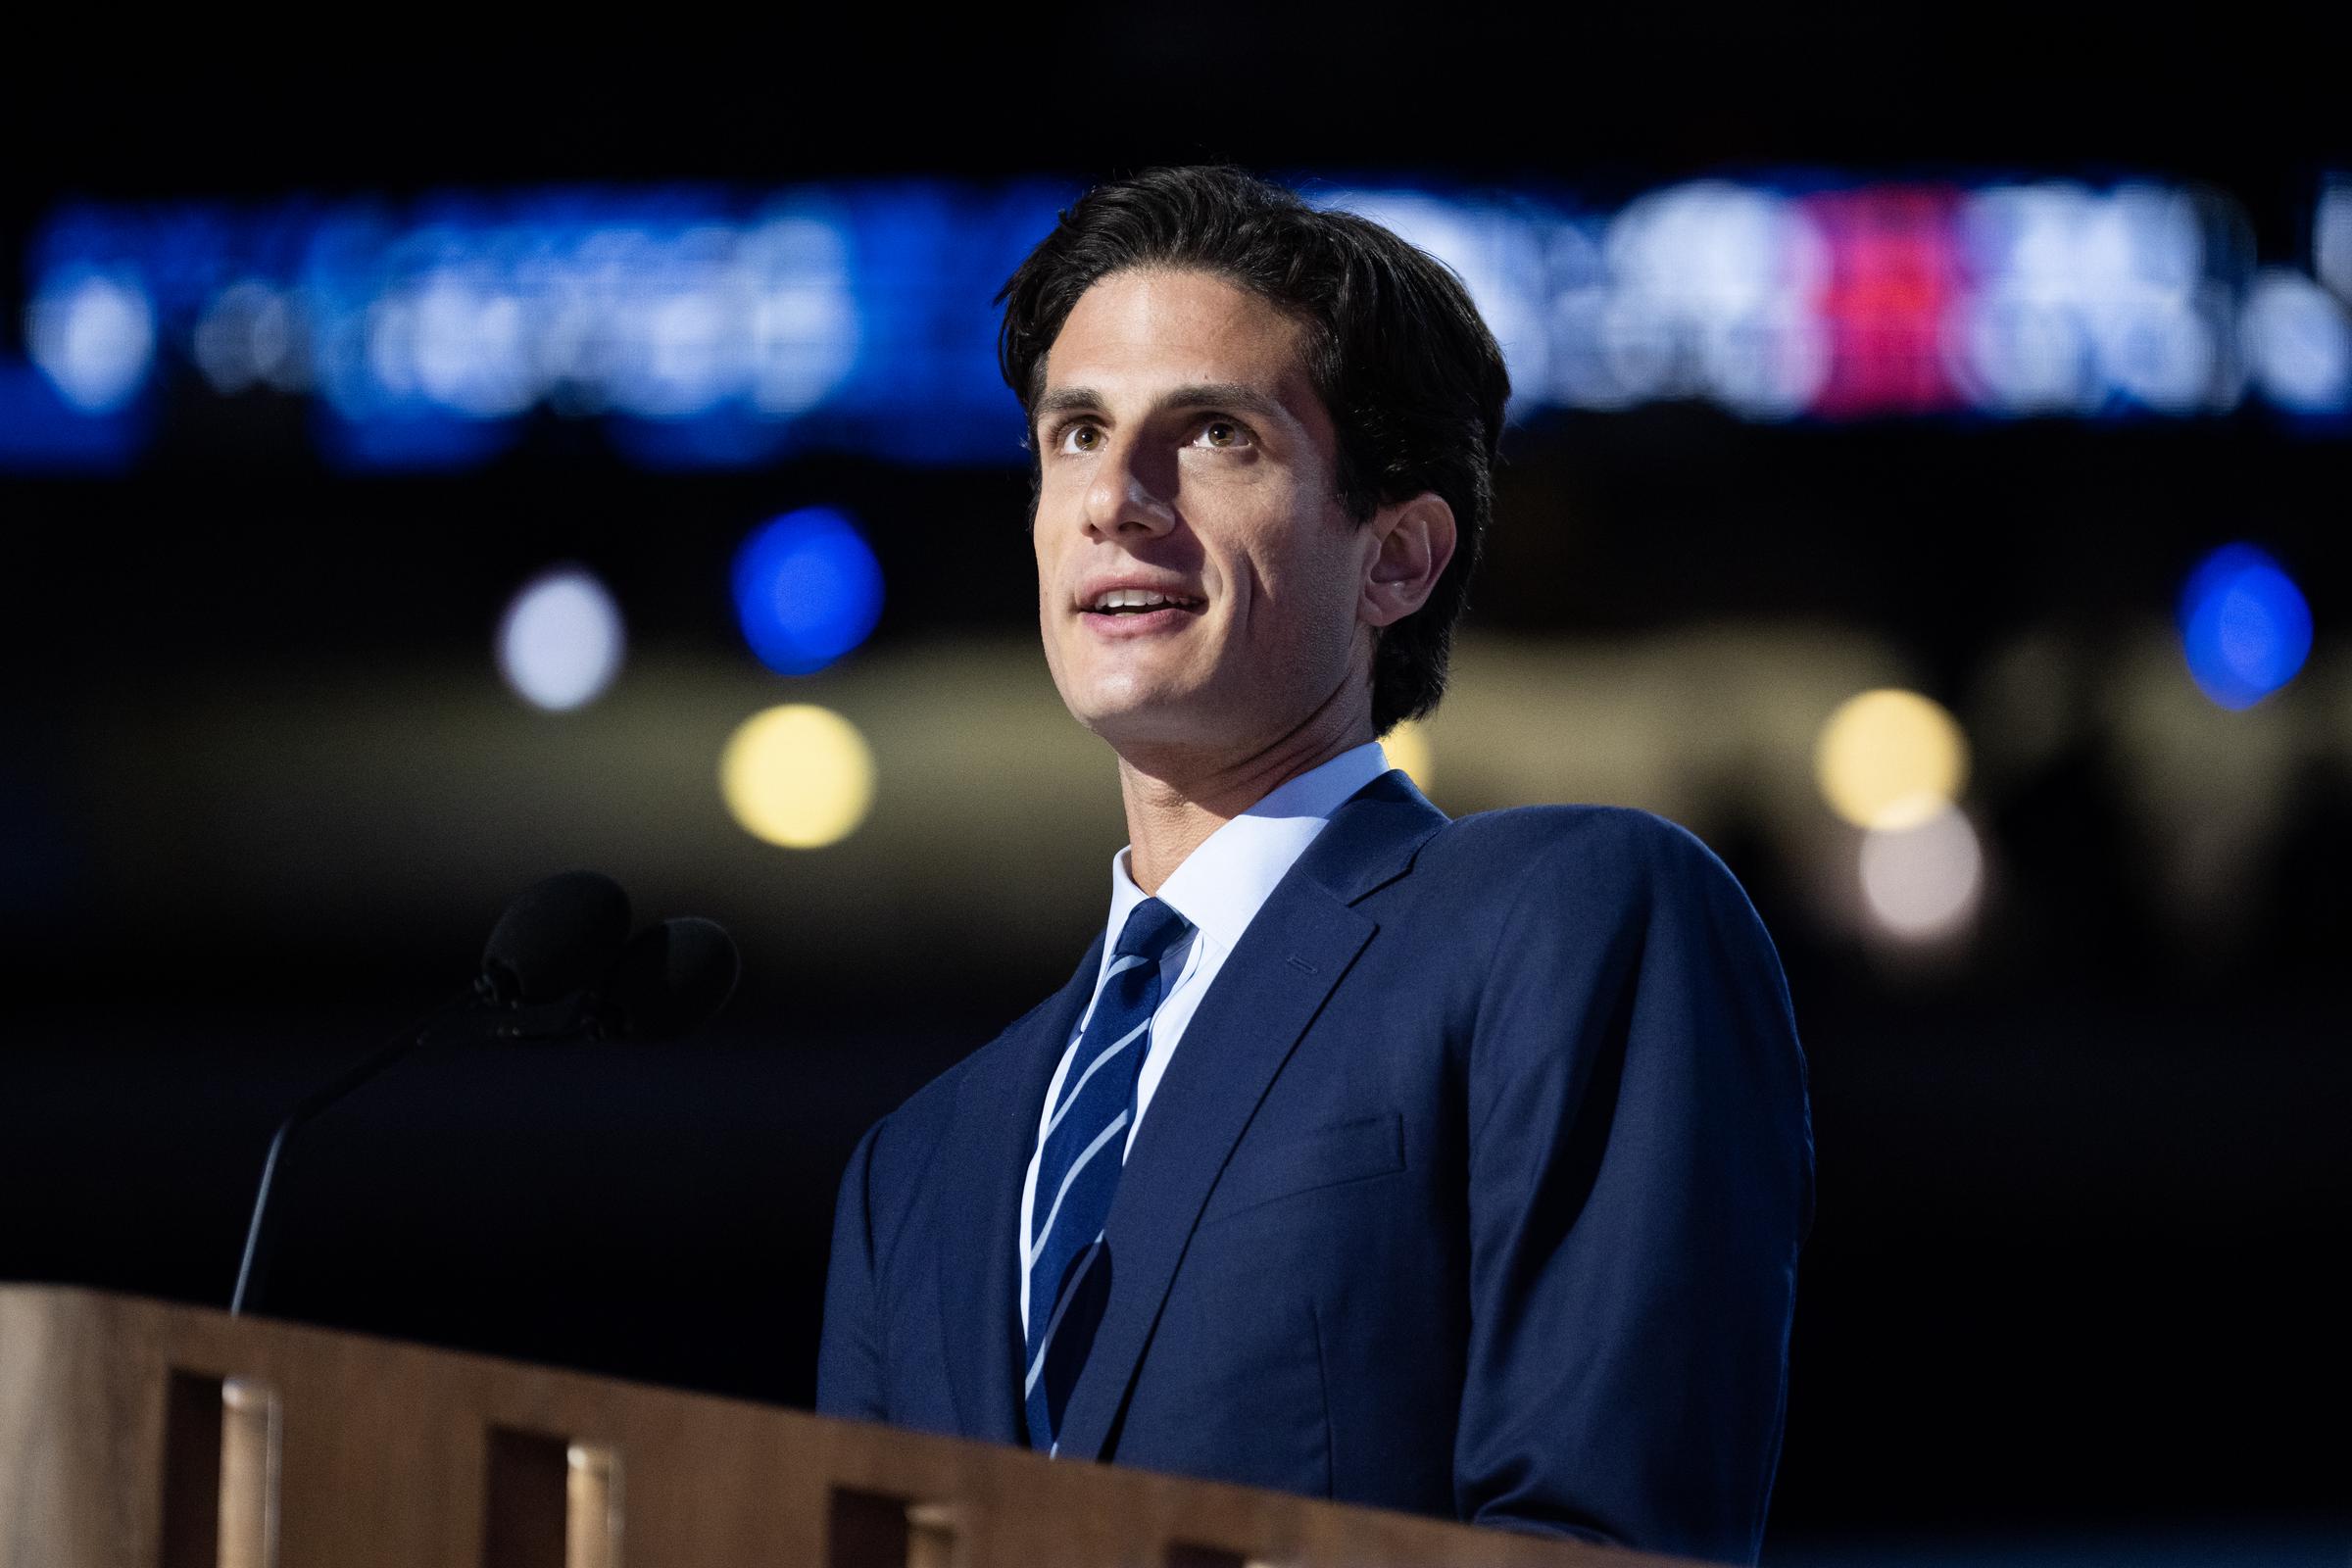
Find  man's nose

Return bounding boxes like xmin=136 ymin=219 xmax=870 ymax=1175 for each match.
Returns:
xmin=1080 ymin=434 xmax=1177 ymax=541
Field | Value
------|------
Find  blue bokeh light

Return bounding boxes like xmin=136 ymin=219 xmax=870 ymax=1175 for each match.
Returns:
xmin=2178 ymin=544 xmax=2313 ymax=710
xmin=732 ymin=508 xmax=884 ymax=675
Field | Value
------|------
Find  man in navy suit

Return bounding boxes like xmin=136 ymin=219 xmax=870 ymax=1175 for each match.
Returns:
xmin=817 ymin=167 xmax=1816 ymax=1564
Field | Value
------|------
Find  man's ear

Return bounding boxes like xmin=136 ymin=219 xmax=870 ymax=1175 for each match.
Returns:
xmin=1360 ymin=491 xmax=1457 ymax=628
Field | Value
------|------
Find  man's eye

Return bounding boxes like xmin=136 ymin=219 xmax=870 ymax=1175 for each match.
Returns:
xmin=1195 ymin=418 xmax=1249 ymax=449
xmin=1057 ymin=422 xmax=1102 ymax=454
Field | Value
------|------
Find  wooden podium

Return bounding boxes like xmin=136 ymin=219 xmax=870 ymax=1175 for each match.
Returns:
xmin=0 ymin=1286 xmax=1667 ymax=1568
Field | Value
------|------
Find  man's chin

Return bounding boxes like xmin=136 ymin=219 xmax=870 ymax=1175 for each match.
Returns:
xmin=1070 ymin=694 xmax=1226 ymax=755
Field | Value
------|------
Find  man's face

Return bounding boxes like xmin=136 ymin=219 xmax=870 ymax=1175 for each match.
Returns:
xmin=1031 ymin=268 xmax=1373 ymax=758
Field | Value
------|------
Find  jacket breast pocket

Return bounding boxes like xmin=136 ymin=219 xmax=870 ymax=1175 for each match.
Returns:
xmin=1199 ymin=1110 xmax=1405 ymax=1228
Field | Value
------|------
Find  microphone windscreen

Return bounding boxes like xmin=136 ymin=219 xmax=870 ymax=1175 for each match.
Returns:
xmin=481 ymin=871 xmax=633 ymax=1004
xmin=600 ymin=916 xmax=741 ymax=1040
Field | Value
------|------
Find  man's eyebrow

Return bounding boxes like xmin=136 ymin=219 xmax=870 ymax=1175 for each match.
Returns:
xmin=1031 ymin=385 xmax=1103 ymax=423
xmin=1030 ymin=381 xmax=1291 ymax=427
xmin=1159 ymin=382 xmax=1289 ymax=422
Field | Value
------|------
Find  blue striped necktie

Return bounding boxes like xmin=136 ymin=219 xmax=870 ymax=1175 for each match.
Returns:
xmin=1023 ymin=895 xmax=1191 ymax=1453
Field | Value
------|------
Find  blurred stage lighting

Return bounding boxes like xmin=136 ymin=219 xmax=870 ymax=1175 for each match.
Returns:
xmin=26 ymin=269 xmax=155 ymax=414
xmin=732 ymin=507 xmax=884 ymax=676
xmin=719 ymin=704 xmax=875 ymax=850
xmin=2178 ymin=544 xmax=2313 ymax=710
xmin=1813 ymin=689 xmax=1970 ymax=830
xmin=496 ymin=566 xmax=626 ymax=711
xmin=192 ymin=279 xmax=304 ymax=395
xmin=2317 ymin=177 xmax=2352 ymax=303
xmin=2241 ymin=270 xmax=2352 ymax=416
xmin=14 ymin=174 xmax=2349 ymax=476
xmin=1946 ymin=182 xmax=2228 ymax=416
xmin=1859 ymin=804 xmax=1984 ymax=943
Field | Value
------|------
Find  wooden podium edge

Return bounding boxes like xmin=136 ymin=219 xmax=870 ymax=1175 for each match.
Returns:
xmin=1 ymin=1283 xmax=1675 ymax=1568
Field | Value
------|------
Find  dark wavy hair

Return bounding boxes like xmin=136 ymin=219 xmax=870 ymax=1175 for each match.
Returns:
xmin=996 ymin=166 xmax=1510 ymax=736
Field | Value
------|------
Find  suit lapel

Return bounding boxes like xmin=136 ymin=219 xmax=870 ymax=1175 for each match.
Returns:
xmin=1053 ymin=769 xmax=1449 ymax=1460
xmin=935 ymin=930 xmax=1104 ymax=1444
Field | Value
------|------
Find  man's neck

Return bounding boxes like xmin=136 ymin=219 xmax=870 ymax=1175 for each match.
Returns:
xmin=1112 ymin=682 xmax=1376 ymax=895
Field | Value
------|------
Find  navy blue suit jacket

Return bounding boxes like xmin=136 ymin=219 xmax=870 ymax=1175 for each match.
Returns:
xmin=816 ymin=770 xmax=1815 ymax=1563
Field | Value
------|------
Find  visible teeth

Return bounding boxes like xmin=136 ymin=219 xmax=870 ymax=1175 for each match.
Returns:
xmin=1091 ymin=588 xmax=1186 ymax=612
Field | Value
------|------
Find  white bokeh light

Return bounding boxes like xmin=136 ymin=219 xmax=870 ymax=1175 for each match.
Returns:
xmin=1858 ymin=804 xmax=1985 ymax=943
xmin=1946 ymin=182 xmax=2225 ymax=416
xmin=26 ymin=270 xmax=157 ymax=413
xmin=496 ymin=566 xmax=626 ymax=711
xmin=1582 ymin=181 xmax=1831 ymax=417
xmin=2242 ymin=269 xmax=2352 ymax=415
xmin=193 ymin=278 xmax=304 ymax=394
xmin=338 ymin=214 xmax=859 ymax=423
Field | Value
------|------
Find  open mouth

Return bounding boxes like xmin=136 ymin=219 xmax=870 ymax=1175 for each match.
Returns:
xmin=1081 ymin=590 xmax=1206 ymax=618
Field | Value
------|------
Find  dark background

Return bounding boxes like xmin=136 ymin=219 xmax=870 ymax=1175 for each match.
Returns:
xmin=3 ymin=23 xmax=2346 ymax=1564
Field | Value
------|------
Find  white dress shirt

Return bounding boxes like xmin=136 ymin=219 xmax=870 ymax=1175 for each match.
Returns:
xmin=1016 ymin=739 xmax=1393 ymax=1336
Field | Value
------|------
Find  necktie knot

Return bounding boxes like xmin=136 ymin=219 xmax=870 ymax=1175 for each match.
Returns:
xmin=1113 ymin=896 xmax=1190 ymax=963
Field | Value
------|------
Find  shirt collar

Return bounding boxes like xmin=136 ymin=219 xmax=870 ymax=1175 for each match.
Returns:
xmin=1101 ymin=740 xmax=1393 ymax=971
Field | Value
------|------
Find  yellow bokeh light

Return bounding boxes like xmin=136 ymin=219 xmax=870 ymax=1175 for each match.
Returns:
xmin=1384 ymin=720 xmax=1435 ymax=794
xmin=719 ymin=704 xmax=875 ymax=849
xmin=1813 ymin=688 xmax=1969 ymax=831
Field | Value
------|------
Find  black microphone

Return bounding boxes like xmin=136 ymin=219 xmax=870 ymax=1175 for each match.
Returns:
xmin=479 ymin=870 xmax=635 ymax=1005
xmin=582 ymin=916 xmax=741 ymax=1041
xmin=229 ymin=870 xmax=631 ymax=1315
